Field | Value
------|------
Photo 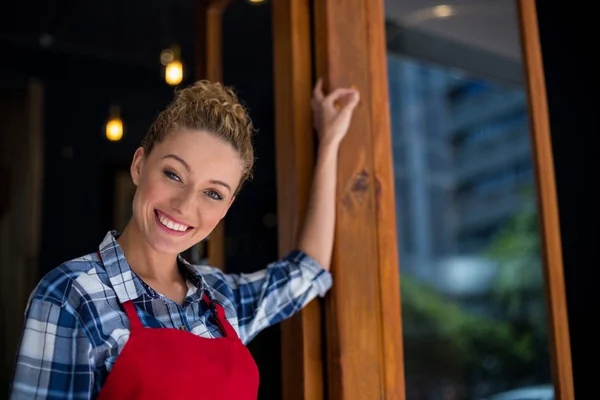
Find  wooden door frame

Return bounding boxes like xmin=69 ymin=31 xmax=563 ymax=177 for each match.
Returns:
xmin=272 ymin=1 xmax=324 ymax=399
xmin=189 ymin=0 xmax=577 ymax=398
xmin=273 ymin=0 xmax=574 ymax=399
xmin=274 ymin=0 xmax=405 ymax=398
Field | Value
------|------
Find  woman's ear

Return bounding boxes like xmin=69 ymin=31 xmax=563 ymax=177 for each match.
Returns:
xmin=130 ymin=147 xmax=146 ymax=186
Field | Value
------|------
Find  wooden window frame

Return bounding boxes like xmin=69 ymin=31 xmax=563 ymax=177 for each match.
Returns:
xmin=517 ymin=1 xmax=574 ymax=398
xmin=273 ymin=0 xmax=574 ymax=399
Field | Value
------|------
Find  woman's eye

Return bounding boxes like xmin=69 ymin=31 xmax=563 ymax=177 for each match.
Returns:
xmin=163 ymin=170 xmax=181 ymax=182
xmin=205 ymin=190 xmax=223 ymax=201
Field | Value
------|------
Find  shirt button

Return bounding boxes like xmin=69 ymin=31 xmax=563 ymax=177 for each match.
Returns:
xmin=179 ymin=325 xmax=187 ymax=331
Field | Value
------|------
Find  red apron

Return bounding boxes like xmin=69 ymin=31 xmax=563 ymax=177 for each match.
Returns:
xmin=96 ymin=254 xmax=259 ymax=399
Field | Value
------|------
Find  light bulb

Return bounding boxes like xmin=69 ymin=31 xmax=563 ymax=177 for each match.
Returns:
xmin=166 ymin=61 xmax=183 ymax=85
xmin=106 ymin=118 xmax=123 ymax=141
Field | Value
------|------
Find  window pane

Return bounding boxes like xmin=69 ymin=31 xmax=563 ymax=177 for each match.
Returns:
xmin=385 ymin=2 xmax=553 ymax=399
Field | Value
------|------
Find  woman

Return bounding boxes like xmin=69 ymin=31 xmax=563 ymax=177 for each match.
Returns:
xmin=10 ymin=78 xmax=359 ymax=399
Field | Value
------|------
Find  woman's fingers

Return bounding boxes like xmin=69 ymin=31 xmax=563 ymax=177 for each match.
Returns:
xmin=340 ymin=91 xmax=360 ymax=113
xmin=313 ymin=78 xmax=325 ymax=102
xmin=324 ymin=88 xmax=357 ymax=104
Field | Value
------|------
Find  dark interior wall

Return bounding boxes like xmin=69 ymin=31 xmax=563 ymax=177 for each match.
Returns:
xmin=536 ymin=3 xmax=597 ymax=397
xmin=38 ymin=58 xmax=177 ymax=274
xmin=221 ymin=2 xmax=281 ymax=400
xmin=0 ymin=42 xmax=180 ymax=272
xmin=222 ymin=1 xmax=278 ymax=274
xmin=1 ymin=0 xmax=197 ymax=272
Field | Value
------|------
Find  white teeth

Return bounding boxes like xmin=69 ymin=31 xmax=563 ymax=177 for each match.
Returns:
xmin=158 ymin=213 xmax=189 ymax=232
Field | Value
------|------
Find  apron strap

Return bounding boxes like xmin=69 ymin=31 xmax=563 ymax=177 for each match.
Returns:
xmin=202 ymin=293 xmax=238 ymax=339
xmin=122 ymin=301 xmax=144 ymax=330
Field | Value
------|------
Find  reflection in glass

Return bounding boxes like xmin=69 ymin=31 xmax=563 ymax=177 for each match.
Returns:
xmin=387 ymin=54 xmax=552 ymax=399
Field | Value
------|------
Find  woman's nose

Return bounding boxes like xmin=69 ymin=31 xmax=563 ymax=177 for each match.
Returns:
xmin=171 ymin=188 xmax=195 ymax=215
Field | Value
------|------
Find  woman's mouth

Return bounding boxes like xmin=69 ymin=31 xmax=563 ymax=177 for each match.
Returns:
xmin=154 ymin=210 xmax=194 ymax=236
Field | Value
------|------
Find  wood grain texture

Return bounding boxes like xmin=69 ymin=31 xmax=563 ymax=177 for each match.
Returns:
xmin=272 ymin=1 xmax=323 ymax=399
xmin=366 ymin=0 xmax=406 ymax=397
xmin=516 ymin=1 xmax=574 ymax=399
xmin=314 ymin=0 xmax=405 ymax=398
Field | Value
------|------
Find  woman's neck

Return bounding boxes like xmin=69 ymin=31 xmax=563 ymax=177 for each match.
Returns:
xmin=117 ymin=219 xmax=180 ymax=284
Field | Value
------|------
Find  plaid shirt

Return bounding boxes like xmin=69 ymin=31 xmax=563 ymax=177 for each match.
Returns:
xmin=10 ymin=231 xmax=332 ymax=400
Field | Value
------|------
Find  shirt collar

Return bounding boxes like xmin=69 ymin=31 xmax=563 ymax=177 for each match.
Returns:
xmin=97 ymin=231 xmax=209 ymax=304
xmin=177 ymin=255 xmax=211 ymax=298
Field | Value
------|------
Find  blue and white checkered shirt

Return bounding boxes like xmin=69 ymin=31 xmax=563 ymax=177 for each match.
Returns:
xmin=10 ymin=231 xmax=332 ymax=400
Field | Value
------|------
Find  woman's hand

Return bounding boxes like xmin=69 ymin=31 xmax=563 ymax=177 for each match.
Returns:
xmin=311 ymin=78 xmax=360 ymax=149
xmin=297 ymin=78 xmax=360 ymax=271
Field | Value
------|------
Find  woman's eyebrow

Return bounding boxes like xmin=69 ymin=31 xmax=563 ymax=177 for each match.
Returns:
xmin=161 ymin=154 xmax=191 ymax=173
xmin=210 ymin=180 xmax=231 ymax=193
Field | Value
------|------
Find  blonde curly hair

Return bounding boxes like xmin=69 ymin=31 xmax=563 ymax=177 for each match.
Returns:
xmin=141 ymin=80 xmax=255 ymax=191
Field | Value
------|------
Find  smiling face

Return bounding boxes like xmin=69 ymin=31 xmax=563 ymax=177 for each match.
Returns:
xmin=130 ymin=129 xmax=244 ymax=255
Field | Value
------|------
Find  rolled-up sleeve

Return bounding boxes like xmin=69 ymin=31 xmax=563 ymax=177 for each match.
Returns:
xmin=223 ymin=250 xmax=333 ymax=344
xmin=10 ymin=299 xmax=94 ymax=400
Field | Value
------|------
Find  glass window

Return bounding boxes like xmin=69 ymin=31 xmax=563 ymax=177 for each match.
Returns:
xmin=385 ymin=2 xmax=552 ymax=399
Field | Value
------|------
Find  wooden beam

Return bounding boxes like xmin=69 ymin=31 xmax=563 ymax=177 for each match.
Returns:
xmin=516 ymin=1 xmax=574 ymax=399
xmin=194 ymin=0 xmax=207 ymax=82
xmin=206 ymin=0 xmax=230 ymax=83
xmin=196 ymin=0 xmax=231 ymax=269
xmin=314 ymin=0 xmax=405 ymax=398
xmin=272 ymin=1 xmax=323 ymax=399
xmin=366 ymin=1 xmax=406 ymax=397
